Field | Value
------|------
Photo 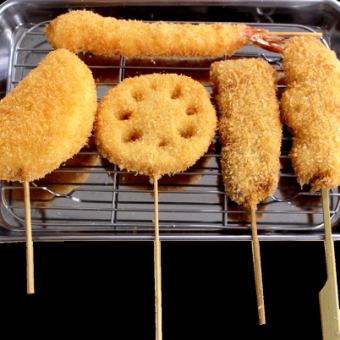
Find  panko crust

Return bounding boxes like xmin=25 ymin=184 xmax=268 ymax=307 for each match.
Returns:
xmin=0 ymin=49 xmax=97 ymax=182
xmin=95 ymin=73 xmax=217 ymax=178
xmin=46 ymin=10 xmax=249 ymax=58
xmin=282 ymin=37 xmax=340 ymax=191
xmin=283 ymin=36 xmax=340 ymax=85
xmin=210 ymin=59 xmax=282 ymax=207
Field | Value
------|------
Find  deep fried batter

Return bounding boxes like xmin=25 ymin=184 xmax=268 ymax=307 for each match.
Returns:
xmin=281 ymin=37 xmax=340 ymax=191
xmin=0 ymin=49 xmax=97 ymax=182
xmin=210 ymin=59 xmax=282 ymax=207
xmin=46 ymin=10 xmax=249 ymax=58
xmin=95 ymin=73 xmax=217 ymax=178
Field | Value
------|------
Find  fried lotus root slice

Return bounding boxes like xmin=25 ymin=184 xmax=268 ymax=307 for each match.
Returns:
xmin=0 ymin=49 xmax=97 ymax=182
xmin=95 ymin=73 xmax=217 ymax=178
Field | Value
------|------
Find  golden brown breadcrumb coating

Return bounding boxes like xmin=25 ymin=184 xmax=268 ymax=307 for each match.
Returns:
xmin=210 ymin=59 xmax=282 ymax=207
xmin=0 ymin=49 xmax=97 ymax=182
xmin=281 ymin=37 xmax=340 ymax=191
xmin=45 ymin=10 xmax=249 ymax=58
xmin=95 ymin=73 xmax=217 ymax=178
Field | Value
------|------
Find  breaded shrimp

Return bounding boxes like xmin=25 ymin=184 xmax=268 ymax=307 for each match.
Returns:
xmin=210 ymin=59 xmax=282 ymax=208
xmin=0 ymin=49 xmax=97 ymax=182
xmin=45 ymin=10 xmax=250 ymax=58
xmin=281 ymin=37 xmax=340 ymax=191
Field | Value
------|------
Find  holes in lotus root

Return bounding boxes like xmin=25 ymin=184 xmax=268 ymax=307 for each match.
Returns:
xmin=117 ymin=110 xmax=133 ymax=121
xmin=150 ymin=82 xmax=158 ymax=90
xmin=171 ymin=86 xmax=182 ymax=99
xmin=158 ymin=139 xmax=170 ymax=148
xmin=123 ymin=129 xmax=143 ymax=143
xmin=179 ymin=125 xmax=196 ymax=139
xmin=132 ymin=91 xmax=145 ymax=102
xmin=186 ymin=105 xmax=199 ymax=116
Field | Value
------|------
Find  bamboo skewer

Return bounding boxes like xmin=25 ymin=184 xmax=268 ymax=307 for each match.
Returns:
xmin=265 ymin=31 xmax=323 ymax=37
xmin=24 ymin=181 xmax=34 ymax=295
xmin=319 ymin=188 xmax=340 ymax=340
xmin=153 ymin=177 xmax=162 ymax=340
xmin=250 ymin=205 xmax=266 ymax=325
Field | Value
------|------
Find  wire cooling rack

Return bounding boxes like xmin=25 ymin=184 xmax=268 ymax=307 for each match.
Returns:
xmin=0 ymin=20 xmax=339 ymax=241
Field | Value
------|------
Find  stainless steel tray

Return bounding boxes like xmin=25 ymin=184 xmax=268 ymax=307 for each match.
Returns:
xmin=0 ymin=0 xmax=339 ymax=242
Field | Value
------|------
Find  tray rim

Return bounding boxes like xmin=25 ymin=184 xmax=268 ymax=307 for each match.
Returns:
xmin=1 ymin=0 xmax=340 ymax=10
xmin=0 ymin=0 xmax=339 ymax=241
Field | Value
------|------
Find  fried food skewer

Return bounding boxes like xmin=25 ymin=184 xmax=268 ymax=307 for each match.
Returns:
xmin=281 ymin=36 xmax=340 ymax=340
xmin=46 ymin=10 xmax=248 ymax=58
xmin=211 ymin=59 xmax=282 ymax=325
xmin=45 ymin=11 xmax=321 ymax=58
xmin=96 ymin=73 xmax=217 ymax=339
xmin=24 ymin=181 xmax=34 ymax=294
xmin=0 ymin=49 xmax=97 ymax=293
xmin=281 ymin=37 xmax=340 ymax=191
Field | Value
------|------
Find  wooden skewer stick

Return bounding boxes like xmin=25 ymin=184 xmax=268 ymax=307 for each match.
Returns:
xmin=319 ymin=188 xmax=340 ymax=340
xmin=250 ymin=205 xmax=266 ymax=325
xmin=265 ymin=31 xmax=323 ymax=37
xmin=24 ymin=181 xmax=34 ymax=295
xmin=153 ymin=176 xmax=162 ymax=340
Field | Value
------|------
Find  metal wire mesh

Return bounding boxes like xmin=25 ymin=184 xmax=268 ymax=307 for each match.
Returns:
xmin=0 ymin=20 xmax=339 ymax=239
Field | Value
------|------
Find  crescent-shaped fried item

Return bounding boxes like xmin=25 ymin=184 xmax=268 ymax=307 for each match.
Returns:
xmin=281 ymin=37 xmax=340 ymax=191
xmin=45 ymin=10 xmax=249 ymax=58
xmin=210 ymin=58 xmax=282 ymax=208
xmin=0 ymin=49 xmax=97 ymax=182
